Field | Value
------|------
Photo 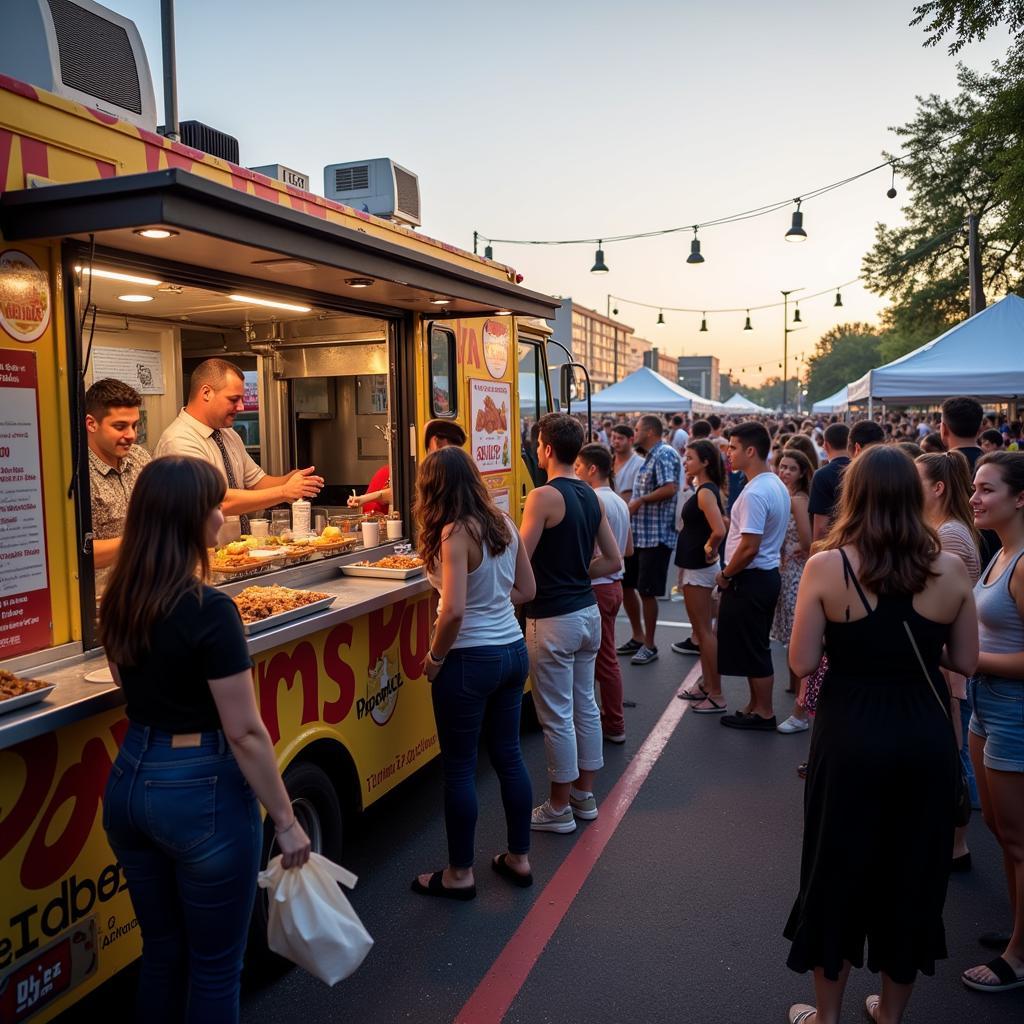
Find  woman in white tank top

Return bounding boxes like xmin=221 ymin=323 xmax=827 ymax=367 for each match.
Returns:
xmin=411 ymin=447 xmax=537 ymax=900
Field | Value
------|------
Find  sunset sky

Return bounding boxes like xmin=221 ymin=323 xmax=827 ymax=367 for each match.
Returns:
xmin=109 ymin=0 xmax=1012 ymax=384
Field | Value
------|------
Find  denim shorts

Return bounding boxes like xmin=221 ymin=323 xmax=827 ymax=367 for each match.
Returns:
xmin=968 ymin=675 xmax=1024 ymax=773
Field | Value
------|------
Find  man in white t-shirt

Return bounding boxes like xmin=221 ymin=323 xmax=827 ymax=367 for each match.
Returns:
xmin=576 ymin=443 xmax=633 ymax=744
xmin=669 ymin=414 xmax=689 ymax=457
xmin=715 ymin=421 xmax=791 ymax=732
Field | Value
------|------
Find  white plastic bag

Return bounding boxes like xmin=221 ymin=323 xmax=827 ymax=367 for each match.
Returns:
xmin=256 ymin=852 xmax=373 ymax=985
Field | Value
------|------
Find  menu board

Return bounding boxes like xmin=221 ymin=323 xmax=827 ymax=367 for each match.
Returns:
xmin=0 ymin=350 xmax=52 ymax=656
xmin=470 ymin=378 xmax=511 ymax=475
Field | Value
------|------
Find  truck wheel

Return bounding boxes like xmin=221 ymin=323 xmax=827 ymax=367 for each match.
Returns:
xmin=245 ymin=761 xmax=345 ymax=976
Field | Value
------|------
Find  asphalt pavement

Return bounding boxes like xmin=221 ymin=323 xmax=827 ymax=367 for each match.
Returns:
xmin=60 ymin=595 xmax=1024 ymax=1023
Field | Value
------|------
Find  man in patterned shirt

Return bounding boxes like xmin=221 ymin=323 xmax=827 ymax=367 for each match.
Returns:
xmin=85 ymin=378 xmax=151 ymax=596
xmin=622 ymin=414 xmax=680 ymax=665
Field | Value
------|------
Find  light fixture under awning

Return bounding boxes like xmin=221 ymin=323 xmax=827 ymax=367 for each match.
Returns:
xmin=0 ymin=169 xmax=561 ymax=320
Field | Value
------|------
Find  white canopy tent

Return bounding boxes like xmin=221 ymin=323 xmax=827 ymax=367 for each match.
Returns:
xmin=724 ymin=392 xmax=773 ymax=414
xmin=587 ymin=366 xmax=716 ymax=414
xmin=847 ymin=294 xmax=1024 ymax=405
xmin=811 ymin=385 xmax=848 ymax=414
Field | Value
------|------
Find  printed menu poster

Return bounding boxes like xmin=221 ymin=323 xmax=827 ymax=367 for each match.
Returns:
xmin=0 ymin=349 xmax=52 ymax=656
xmin=92 ymin=346 xmax=165 ymax=395
xmin=470 ymin=378 xmax=511 ymax=475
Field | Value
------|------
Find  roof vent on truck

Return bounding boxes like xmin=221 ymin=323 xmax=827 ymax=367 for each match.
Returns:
xmin=0 ymin=0 xmax=157 ymax=130
xmin=159 ymin=120 xmax=240 ymax=164
xmin=324 ymin=158 xmax=421 ymax=228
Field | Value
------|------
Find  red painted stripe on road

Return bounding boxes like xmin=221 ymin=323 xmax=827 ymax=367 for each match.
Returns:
xmin=454 ymin=663 xmax=700 ymax=1024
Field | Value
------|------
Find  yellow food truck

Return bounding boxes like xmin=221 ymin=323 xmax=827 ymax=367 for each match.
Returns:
xmin=0 ymin=7 xmax=562 ymax=1019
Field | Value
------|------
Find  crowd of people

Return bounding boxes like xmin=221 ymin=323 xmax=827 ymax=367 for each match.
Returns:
xmin=95 ymin=377 xmax=1024 ymax=1021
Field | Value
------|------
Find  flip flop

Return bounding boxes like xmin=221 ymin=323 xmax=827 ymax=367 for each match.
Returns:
xmin=676 ymin=684 xmax=709 ymax=701
xmin=788 ymin=1004 xmax=816 ymax=1024
xmin=411 ymin=870 xmax=476 ymax=901
xmin=961 ymin=955 xmax=1024 ymax=992
xmin=865 ymin=994 xmax=880 ymax=1021
xmin=691 ymin=695 xmax=727 ymax=714
xmin=491 ymin=853 xmax=533 ymax=888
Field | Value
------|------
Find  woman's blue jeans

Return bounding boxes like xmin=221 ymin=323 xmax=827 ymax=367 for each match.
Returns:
xmin=103 ymin=723 xmax=261 ymax=1024
xmin=430 ymin=639 xmax=532 ymax=868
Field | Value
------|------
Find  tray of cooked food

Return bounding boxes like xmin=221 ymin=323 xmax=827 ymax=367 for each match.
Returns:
xmin=209 ymin=541 xmax=286 ymax=580
xmin=232 ymin=585 xmax=336 ymax=635
xmin=339 ymin=554 xmax=426 ymax=580
xmin=0 ymin=669 xmax=56 ymax=715
xmin=309 ymin=525 xmax=361 ymax=555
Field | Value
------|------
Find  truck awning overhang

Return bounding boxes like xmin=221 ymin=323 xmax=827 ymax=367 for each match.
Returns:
xmin=0 ymin=169 xmax=560 ymax=320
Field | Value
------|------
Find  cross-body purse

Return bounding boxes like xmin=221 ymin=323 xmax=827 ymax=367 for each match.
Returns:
xmin=904 ymin=621 xmax=971 ymax=828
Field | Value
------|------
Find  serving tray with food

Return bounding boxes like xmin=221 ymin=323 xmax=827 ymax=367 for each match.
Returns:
xmin=0 ymin=669 xmax=56 ymax=715
xmin=309 ymin=525 xmax=361 ymax=555
xmin=232 ymin=585 xmax=336 ymax=635
xmin=340 ymin=553 xmax=426 ymax=580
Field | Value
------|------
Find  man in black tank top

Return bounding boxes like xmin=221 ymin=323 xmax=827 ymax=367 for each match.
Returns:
xmin=519 ymin=415 xmax=623 ymax=834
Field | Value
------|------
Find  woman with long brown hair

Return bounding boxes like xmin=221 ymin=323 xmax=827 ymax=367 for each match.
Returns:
xmin=917 ymin=450 xmax=982 ymax=874
xmin=412 ymin=446 xmax=536 ymax=898
xmin=784 ymin=445 xmax=977 ymax=1024
xmin=100 ymin=457 xmax=310 ymax=1024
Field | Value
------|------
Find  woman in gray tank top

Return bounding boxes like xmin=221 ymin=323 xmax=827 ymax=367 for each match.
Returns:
xmin=963 ymin=452 xmax=1024 ymax=993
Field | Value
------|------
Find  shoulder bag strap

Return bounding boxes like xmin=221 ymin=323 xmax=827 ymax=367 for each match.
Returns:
xmin=903 ymin=620 xmax=951 ymax=722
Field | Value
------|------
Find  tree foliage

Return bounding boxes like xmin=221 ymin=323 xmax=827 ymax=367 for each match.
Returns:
xmin=912 ymin=1 xmax=1024 ymax=54
xmin=861 ymin=61 xmax=1024 ymax=339
xmin=804 ymin=323 xmax=881 ymax=404
xmin=743 ymin=376 xmax=803 ymax=413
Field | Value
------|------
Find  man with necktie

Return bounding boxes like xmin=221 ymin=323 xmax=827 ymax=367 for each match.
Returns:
xmin=155 ymin=358 xmax=322 ymax=540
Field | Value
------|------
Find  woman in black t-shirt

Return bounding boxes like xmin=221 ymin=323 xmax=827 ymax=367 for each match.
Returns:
xmin=675 ymin=440 xmax=727 ymax=713
xmin=100 ymin=457 xmax=310 ymax=1024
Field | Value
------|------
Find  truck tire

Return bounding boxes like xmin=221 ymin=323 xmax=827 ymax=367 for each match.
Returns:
xmin=245 ymin=760 xmax=345 ymax=976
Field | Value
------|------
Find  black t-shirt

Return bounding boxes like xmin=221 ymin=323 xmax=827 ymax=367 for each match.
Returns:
xmin=954 ymin=445 xmax=983 ymax=472
xmin=808 ymin=456 xmax=850 ymax=522
xmin=116 ymin=586 xmax=252 ymax=732
xmin=676 ymin=483 xmax=722 ymax=569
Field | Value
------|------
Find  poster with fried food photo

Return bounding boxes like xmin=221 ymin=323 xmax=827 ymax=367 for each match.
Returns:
xmin=469 ymin=378 xmax=511 ymax=475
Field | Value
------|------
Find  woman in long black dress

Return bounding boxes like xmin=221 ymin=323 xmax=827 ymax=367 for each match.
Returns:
xmin=783 ymin=446 xmax=978 ymax=1024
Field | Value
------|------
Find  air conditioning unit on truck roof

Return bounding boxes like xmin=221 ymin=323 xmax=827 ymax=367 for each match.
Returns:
xmin=1 ymin=0 xmax=157 ymax=131
xmin=324 ymin=159 xmax=421 ymax=227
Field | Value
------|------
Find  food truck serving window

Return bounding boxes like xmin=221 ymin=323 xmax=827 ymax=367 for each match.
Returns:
xmin=429 ymin=326 xmax=456 ymax=418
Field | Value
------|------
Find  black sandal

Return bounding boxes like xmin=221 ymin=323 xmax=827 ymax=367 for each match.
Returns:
xmin=411 ymin=870 xmax=476 ymax=901
xmin=961 ymin=955 xmax=1024 ymax=992
xmin=491 ymin=853 xmax=533 ymax=888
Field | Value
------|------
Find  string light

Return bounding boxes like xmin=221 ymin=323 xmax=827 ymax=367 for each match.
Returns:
xmin=591 ymin=241 xmax=609 ymax=274
xmin=657 ymin=310 xmax=666 ymax=326
xmin=834 ymin=289 xmax=843 ymax=307
xmin=699 ymin=313 xmax=708 ymax=332
xmin=793 ymin=302 xmax=802 ymax=323
xmin=785 ymin=200 xmax=807 ymax=242
xmin=686 ymin=226 xmax=705 ymax=265
xmin=886 ymin=163 xmax=897 ymax=200
xmin=744 ymin=310 xmax=753 ymax=331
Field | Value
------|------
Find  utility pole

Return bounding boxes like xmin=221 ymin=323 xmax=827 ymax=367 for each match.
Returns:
xmin=967 ymin=213 xmax=986 ymax=316
xmin=781 ymin=288 xmax=804 ymax=415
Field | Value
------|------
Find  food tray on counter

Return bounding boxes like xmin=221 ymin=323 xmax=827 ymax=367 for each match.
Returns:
xmin=339 ymin=563 xmax=425 ymax=580
xmin=210 ymin=553 xmax=287 ymax=580
xmin=240 ymin=595 xmax=336 ymax=635
xmin=0 ymin=683 xmax=56 ymax=716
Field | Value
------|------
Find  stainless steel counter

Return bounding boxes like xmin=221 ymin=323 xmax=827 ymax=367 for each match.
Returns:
xmin=0 ymin=561 xmax=431 ymax=751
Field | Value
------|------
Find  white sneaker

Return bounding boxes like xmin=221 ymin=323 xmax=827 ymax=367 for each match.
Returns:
xmin=530 ymin=800 xmax=576 ymax=833
xmin=777 ymin=715 xmax=809 ymax=734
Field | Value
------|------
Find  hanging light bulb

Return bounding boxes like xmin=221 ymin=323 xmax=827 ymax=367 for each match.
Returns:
xmin=591 ymin=241 xmax=609 ymax=274
xmin=657 ymin=310 xmax=666 ymax=326
xmin=484 ymin=243 xmax=493 ymax=260
xmin=699 ymin=312 xmax=708 ymax=332
xmin=785 ymin=199 xmax=807 ymax=242
xmin=744 ymin=310 xmax=753 ymax=330
xmin=886 ymin=163 xmax=897 ymax=200
xmin=686 ymin=226 xmax=705 ymax=265
xmin=834 ymin=289 xmax=843 ymax=308
xmin=793 ymin=302 xmax=802 ymax=324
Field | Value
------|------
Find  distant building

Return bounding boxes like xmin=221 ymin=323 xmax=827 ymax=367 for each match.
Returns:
xmin=627 ymin=336 xmax=651 ymax=374
xmin=547 ymin=299 xmax=633 ymax=392
xmin=642 ymin=344 xmax=678 ymax=381
xmin=678 ymin=355 xmax=721 ymax=400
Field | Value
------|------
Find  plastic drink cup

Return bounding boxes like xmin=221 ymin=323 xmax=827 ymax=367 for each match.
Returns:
xmin=250 ymin=518 xmax=269 ymax=538
xmin=385 ymin=519 xmax=403 ymax=539
xmin=361 ymin=521 xmax=380 ymax=548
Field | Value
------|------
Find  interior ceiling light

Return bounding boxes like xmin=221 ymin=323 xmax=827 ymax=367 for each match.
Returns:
xmin=590 ymin=241 xmax=609 ymax=274
xmin=345 ymin=277 xmax=375 ymax=288
xmin=118 ymin=294 xmax=154 ymax=302
xmin=494 ymin=310 xmax=513 ymax=316
xmin=785 ymin=199 xmax=807 ymax=242
xmin=133 ymin=228 xmax=178 ymax=239
xmin=430 ymin=297 xmax=452 ymax=305
xmin=228 ymin=294 xmax=311 ymax=313
xmin=75 ymin=266 xmax=162 ymax=286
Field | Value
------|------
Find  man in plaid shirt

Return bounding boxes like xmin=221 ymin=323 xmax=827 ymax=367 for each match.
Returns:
xmin=620 ymin=415 xmax=680 ymax=665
